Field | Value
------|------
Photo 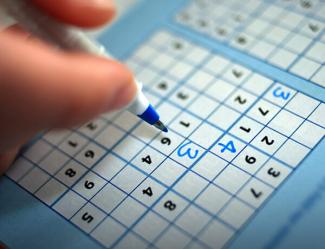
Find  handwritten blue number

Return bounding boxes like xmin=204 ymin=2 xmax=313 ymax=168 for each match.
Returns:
xmin=177 ymin=141 xmax=199 ymax=159
xmin=272 ymin=87 xmax=290 ymax=100
xmin=218 ymin=140 xmax=236 ymax=153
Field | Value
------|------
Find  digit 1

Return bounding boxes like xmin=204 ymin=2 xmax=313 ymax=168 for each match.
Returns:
xmin=180 ymin=121 xmax=190 ymax=128
xmin=240 ymin=126 xmax=251 ymax=133
xmin=68 ymin=140 xmax=78 ymax=147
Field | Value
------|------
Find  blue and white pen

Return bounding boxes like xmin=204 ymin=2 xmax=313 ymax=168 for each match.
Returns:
xmin=3 ymin=0 xmax=168 ymax=132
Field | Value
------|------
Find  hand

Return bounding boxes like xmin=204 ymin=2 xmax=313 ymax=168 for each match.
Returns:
xmin=0 ymin=0 xmax=137 ymax=173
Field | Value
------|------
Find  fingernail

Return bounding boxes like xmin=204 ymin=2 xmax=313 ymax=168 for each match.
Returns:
xmin=77 ymin=0 xmax=114 ymax=8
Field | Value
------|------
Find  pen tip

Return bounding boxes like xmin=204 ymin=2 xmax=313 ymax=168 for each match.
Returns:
xmin=153 ymin=120 xmax=168 ymax=133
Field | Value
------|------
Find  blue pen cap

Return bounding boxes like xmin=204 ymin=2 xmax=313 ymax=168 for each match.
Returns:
xmin=137 ymin=104 xmax=160 ymax=125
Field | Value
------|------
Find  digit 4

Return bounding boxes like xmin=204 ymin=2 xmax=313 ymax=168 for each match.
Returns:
xmin=142 ymin=155 xmax=152 ymax=165
xmin=218 ymin=140 xmax=236 ymax=153
xmin=142 ymin=186 xmax=153 ymax=197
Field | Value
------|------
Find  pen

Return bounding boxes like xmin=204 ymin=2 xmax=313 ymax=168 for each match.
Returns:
xmin=2 ymin=0 xmax=168 ymax=132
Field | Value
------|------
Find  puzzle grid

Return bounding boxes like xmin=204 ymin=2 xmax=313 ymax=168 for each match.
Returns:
xmin=176 ymin=0 xmax=325 ymax=87
xmin=6 ymin=31 xmax=325 ymax=249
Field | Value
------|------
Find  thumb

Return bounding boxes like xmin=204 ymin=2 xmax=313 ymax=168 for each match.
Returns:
xmin=0 ymin=31 xmax=136 ymax=151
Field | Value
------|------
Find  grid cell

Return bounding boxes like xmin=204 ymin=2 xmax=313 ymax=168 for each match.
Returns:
xmin=133 ymin=211 xmax=169 ymax=242
xmin=19 ymin=167 xmax=50 ymax=193
xmin=6 ymin=158 xmax=33 ymax=181
xmin=199 ymin=220 xmax=234 ymax=249
xmin=91 ymin=217 xmax=126 ymax=247
xmin=152 ymin=158 xmax=186 ymax=187
xmin=195 ymin=184 xmax=232 ymax=214
xmin=71 ymin=202 xmax=106 ymax=233
xmin=132 ymin=177 xmax=166 ymax=206
xmin=176 ymin=205 xmax=211 ymax=236
xmin=174 ymin=171 xmax=208 ymax=200
xmin=92 ymin=154 xmax=126 ymax=181
xmin=23 ymin=140 xmax=52 ymax=164
xmin=219 ymin=198 xmax=254 ymax=229
xmin=275 ymin=139 xmax=310 ymax=167
xmin=208 ymin=105 xmax=240 ymax=130
xmin=190 ymin=123 xmax=223 ymax=149
xmin=111 ymin=197 xmax=146 ymax=227
xmin=237 ymin=178 xmax=273 ymax=208
xmin=192 ymin=152 xmax=228 ymax=181
xmin=39 ymin=150 xmax=69 ymax=175
xmin=73 ymin=171 xmax=107 ymax=199
xmin=214 ymin=165 xmax=251 ymax=194
xmin=291 ymin=120 xmax=324 ymax=148
xmin=91 ymin=183 xmax=126 ymax=213
xmin=53 ymin=190 xmax=87 ymax=219
xmin=111 ymin=166 xmax=146 ymax=194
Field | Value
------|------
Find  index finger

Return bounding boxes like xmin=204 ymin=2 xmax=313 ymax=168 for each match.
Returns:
xmin=31 ymin=0 xmax=116 ymax=28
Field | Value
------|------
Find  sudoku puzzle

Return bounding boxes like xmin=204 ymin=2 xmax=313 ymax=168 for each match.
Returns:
xmin=2 ymin=0 xmax=325 ymax=249
xmin=6 ymin=30 xmax=325 ymax=249
xmin=176 ymin=0 xmax=325 ymax=87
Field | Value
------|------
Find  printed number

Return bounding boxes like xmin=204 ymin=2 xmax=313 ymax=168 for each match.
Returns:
xmin=261 ymin=136 xmax=274 ymax=145
xmin=141 ymin=155 xmax=152 ymax=165
xmin=240 ymin=126 xmax=251 ymax=133
xmin=164 ymin=200 xmax=176 ymax=211
xmin=84 ymin=150 xmax=95 ymax=158
xmin=68 ymin=140 xmax=78 ymax=148
xmin=272 ymin=87 xmax=290 ymax=100
xmin=157 ymin=81 xmax=168 ymax=90
xmin=180 ymin=121 xmax=190 ymax=128
xmin=177 ymin=141 xmax=199 ymax=159
xmin=65 ymin=168 xmax=76 ymax=177
xmin=218 ymin=140 xmax=236 ymax=153
xmin=250 ymin=188 xmax=262 ymax=199
xmin=177 ymin=92 xmax=189 ymax=100
xmin=234 ymin=95 xmax=247 ymax=105
xmin=268 ymin=167 xmax=280 ymax=178
xmin=142 ymin=186 xmax=153 ymax=197
xmin=84 ymin=180 xmax=94 ymax=189
xmin=245 ymin=155 xmax=256 ymax=164
xmin=258 ymin=107 xmax=269 ymax=116
xmin=232 ymin=69 xmax=243 ymax=78
xmin=82 ymin=212 xmax=93 ymax=223
xmin=161 ymin=137 xmax=171 ymax=146
xmin=86 ymin=122 xmax=97 ymax=131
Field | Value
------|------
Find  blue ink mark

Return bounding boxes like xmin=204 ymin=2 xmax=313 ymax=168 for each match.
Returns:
xmin=177 ymin=141 xmax=199 ymax=159
xmin=218 ymin=140 xmax=236 ymax=153
xmin=273 ymin=86 xmax=290 ymax=100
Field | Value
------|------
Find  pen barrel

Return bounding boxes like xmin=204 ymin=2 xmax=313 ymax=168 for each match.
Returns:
xmin=127 ymin=81 xmax=149 ymax=116
xmin=2 ymin=0 xmax=106 ymax=56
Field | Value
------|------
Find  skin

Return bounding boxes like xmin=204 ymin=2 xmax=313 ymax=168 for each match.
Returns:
xmin=0 ymin=0 xmax=137 ymax=174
